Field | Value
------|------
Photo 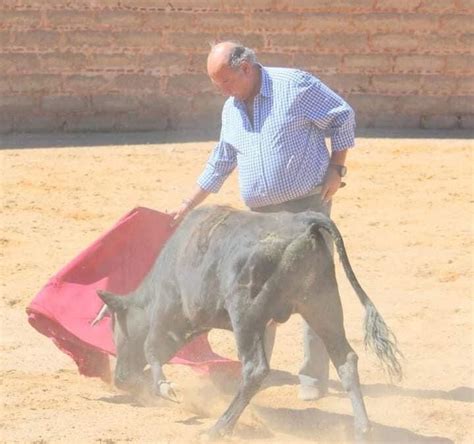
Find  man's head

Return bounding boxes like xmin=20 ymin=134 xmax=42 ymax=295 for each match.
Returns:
xmin=207 ymin=41 xmax=260 ymax=102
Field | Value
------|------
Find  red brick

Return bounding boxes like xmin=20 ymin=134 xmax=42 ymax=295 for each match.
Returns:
xmin=422 ymin=76 xmax=458 ymax=95
xmin=121 ymin=0 xmax=222 ymax=10
xmin=187 ymin=53 xmax=208 ymax=73
xmin=398 ymin=95 xmax=449 ymax=114
xmin=268 ymin=33 xmax=317 ymax=49
xmin=143 ymin=11 xmax=194 ymax=30
xmin=347 ymin=94 xmax=400 ymax=113
xmin=301 ymin=14 xmax=352 ymax=33
xmin=459 ymin=114 xmax=474 ymax=129
xmin=0 ymin=115 xmax=14 ymax=134
xmin=0 ymin=77 xmax=10 ymax=93
xmin=192 ymin=92 xmax=225 ymax=116
xmin=249 ymin=12 xmax=303 ymax=31
xmin=374 ymin=0 xmax=422 ymax=12
xmin=318 ymin=34 xmax=368 ymax=53
xmin=372 ymin=113 xmax=421 ymax=128
xmin=445 ymin=55 xmax=474 ymax=74
xmin=0 ymin=53 xmax=40 ymax=74
xmin=92 ymin=95 xmax=140 ymax=112
xmin=440 ymin=15 xmax=474 ymax=33
xmin=457 ymin=0 xmax=474 ymax=12
xmin=65 ymin=113 xmax=118 ymax=132
xmin=448 ymin=96 xmax=474 ymax=114
xmin=372 ymin=74 xmax=421 ymax=94
xmin=13 ymin=113 xmax=63 ymax=133
xmin=138 ymin=52 xmax=189 ymax=71
xmin=456 ymin=76 xmax=474 ymax=95
xmin=65 ymin=31 xmax=113 ymax=48
xmin=196 ymin=13 xmax=246 ymax=30
xmin=344 ymin=54 xmax=392 ymax=73
xmin=353 ymin=14 xmax=438 ymax=34
xmin=41 ymin=95 xmax=88 ymax=112
xmin=218 ymin=33 xmax=264 ymax=49
xmin=273 ymin=0 xmax=373 ymax=12
xmin=13 ymin=30 xmax=61 ymax=48
xmin=166 ymin=74 xmax=213 ymax=95
xmin=63 ymin=75 xmax=110 ymax=93
xmin=87 ymin=53 xmax=139 ymax=71
xmin=318 ymin=74 xmax=370 ymax=94
xmin=46 ymin=11 xmax=97 ymax=28
xmin=0 ymin=10 xmax=41 ymax=28
xmin=421 ymin=114 xmax=459 ymax=129
xmin=233 ymin=0 xmax=274 ymax=10
xmin=117 ymin=112 xmax=169 ymax=131
xmin=0 ymin=31 xmax=11 ymax=46
xmin=112 ymin=31 xmax=162 ymax=48
xmin=294 ymin=54 xmax=341 ymax=72
xmin=394 ymin=55 xmax=445 ymax=74
xmin=418 ymin=0 xmax=457 ymax=13
xmin=40 ymin=52 xmax=87 ymax=72
xmin=10 ymin=74 xmax=63 ymax=93
xmin=417 ymin=34 xmax=465 ymax=53
xmin=370 ymin=33 xmax=419 ymax=51
xmin=258 ymin=52 xmax=295 ymax=67
xmin=0 ymin=95 xmax=36 ymax=112
xmin=112 ymin=74 xmax=161 ymax=91
xmin=96 ymin=11 xmax=144 ymax=28
xmin=167 ymin=32 xmax=216 ymax=50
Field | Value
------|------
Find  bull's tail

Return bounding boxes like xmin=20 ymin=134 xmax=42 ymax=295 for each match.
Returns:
xmin=97 ymin=290 xmax=130 ymax=338
xmin=308 ymin=214 xmax=403 ymax=381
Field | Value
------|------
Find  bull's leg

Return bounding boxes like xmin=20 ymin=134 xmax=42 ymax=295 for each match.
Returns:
xmin=144 ymin=328 xmax=183 ymax=402
xmin=301 ymin=283 xmax=371 ymax=440
xmin=322 ymin=333 xmax=371 ymax=441
xmin=207 ymin=324 xmax=269 ymax=439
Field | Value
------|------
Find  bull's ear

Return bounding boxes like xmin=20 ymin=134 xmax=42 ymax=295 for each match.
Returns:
xmin=97 ymin=290 xmax=128 ymax=313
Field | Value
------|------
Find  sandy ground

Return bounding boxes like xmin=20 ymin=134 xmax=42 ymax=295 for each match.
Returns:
xmin=0 ymin=130 xmax=473 ymax=443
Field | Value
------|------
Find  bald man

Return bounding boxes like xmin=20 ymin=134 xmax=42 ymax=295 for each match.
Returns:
xmin=170 ymin=42 xmax=356 ymax=401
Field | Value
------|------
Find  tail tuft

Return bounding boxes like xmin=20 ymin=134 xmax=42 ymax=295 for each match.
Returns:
xmin=364 ymin=302 xmax=403 ymax=382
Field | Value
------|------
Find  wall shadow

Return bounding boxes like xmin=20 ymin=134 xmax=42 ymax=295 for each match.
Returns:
xmin=1 ymin=128 xmax=472 ymax=150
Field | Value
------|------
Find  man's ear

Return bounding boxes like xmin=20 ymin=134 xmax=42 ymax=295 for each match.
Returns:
xmin=241 ymin=61 xmax=251 ymax=75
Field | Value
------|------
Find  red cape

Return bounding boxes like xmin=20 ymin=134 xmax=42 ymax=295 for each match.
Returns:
xmin=27 ymin=207 xmax=240 ymax=381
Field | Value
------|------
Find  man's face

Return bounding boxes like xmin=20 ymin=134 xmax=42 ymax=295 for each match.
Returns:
xmin=208 ymin=62 xmax=253 ymax=102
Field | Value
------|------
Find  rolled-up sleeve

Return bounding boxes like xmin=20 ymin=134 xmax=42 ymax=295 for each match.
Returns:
xmin=197 ymin=139 xmax=237 ymax=193
xmin=300 ymin=76 xmax=356 ymax=152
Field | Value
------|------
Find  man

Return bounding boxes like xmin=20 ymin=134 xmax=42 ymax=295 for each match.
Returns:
xmin=170 ymin=41 xmax=355 ymax=401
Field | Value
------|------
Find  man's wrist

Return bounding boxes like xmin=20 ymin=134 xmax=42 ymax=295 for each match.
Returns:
xmin=181 ymin=198 xmax=194 ymax=209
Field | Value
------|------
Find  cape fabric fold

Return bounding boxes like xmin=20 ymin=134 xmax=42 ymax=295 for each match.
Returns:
xmin=27 ymin=207 xmax=240 ymax=381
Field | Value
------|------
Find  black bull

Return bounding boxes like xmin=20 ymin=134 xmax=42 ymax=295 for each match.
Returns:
xmin=97 ymin=205 xmax=402 ymax=439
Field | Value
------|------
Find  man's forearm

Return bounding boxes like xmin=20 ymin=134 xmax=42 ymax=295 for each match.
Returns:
xmin=330 ymin=149 xmax=348 ymax=166
xmin=182 ymin=185 xmax=211 ymax=210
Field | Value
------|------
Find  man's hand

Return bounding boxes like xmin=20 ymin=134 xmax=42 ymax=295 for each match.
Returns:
xmin=321 ymin=167 xmax=342 ymax=204
xmin=168 ymin=201 xmax=191 ymax=227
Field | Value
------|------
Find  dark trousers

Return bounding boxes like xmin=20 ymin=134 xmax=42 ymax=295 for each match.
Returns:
xmin=251 ymin=192 xmax=331 ymax=390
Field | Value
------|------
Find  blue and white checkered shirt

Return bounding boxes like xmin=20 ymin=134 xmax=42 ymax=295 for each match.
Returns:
xmin=197 ymin=66 xmax=356 ymax=208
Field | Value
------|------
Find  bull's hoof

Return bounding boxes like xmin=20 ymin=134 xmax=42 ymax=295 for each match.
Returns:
xmin=354 ymin=425 xmax=373 ymax=443
xmin=200 ymin=425 xmax=229 ymax=442
xmin=156 ymin=380 xmax=179 ymax=403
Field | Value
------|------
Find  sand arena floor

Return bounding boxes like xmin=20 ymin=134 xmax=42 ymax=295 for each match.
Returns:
xmin=0 ymin=130 xmax=473 ymax=443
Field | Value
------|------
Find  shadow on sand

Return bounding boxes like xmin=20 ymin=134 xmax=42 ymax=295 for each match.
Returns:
xmin=253 ymin=369 xmax=474 ymax=404
xmin=253 ymin=405 xmax=453 ymax=443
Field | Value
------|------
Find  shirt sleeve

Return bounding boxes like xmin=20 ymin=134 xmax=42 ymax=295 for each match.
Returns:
xmin=197 ymin=138 xmax=237 ymax=193
xmin=299 ymin=74 xmax=356 ymax=152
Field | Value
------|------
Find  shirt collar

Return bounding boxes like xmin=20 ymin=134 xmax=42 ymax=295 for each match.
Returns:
xmin=258 ymin=65 xmax=272 ymax=98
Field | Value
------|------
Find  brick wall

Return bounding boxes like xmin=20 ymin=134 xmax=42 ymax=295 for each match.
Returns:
xmin=1 ymin=0 xmax=473 ymax=133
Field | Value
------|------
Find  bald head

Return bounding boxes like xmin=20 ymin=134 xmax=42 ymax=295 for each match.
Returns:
xmin=207 ymin=42 xmax=260 ymax=102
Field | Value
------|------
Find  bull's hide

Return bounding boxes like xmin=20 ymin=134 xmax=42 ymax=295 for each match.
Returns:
xmin=26 ymin=207 xmax=240 ymax=381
